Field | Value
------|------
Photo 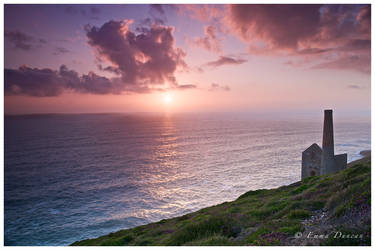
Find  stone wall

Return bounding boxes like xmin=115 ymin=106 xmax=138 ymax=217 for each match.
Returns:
xmin=334 ymin=153 xmax=347 ymax=171
xmin=302 ymin=143 xmax=322 ymax=179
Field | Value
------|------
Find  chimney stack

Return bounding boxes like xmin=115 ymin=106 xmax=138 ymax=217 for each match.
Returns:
xmin=321 ymin=109 xmax=335 ymax=174
xmin=302 ymin=109 xmax=347 ymax=180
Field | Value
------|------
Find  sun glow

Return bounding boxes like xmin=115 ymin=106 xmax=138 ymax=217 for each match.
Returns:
xmin=163 ymin=93 xmax=173 ymax=105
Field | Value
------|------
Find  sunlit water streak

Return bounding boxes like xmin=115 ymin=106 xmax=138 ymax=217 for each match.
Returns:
xmin=4 ymin=113 xmax=370 ymax=245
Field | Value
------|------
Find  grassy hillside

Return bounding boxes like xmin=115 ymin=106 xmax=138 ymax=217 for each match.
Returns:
xmin=72 ymin=156 xmax=371 ymax=246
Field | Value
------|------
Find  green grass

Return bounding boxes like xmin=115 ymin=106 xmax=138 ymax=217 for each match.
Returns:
xmin=72 ymin=158 xmax=371 ymax=246
xmin=288 ymin=209 xmax=310 ymax=219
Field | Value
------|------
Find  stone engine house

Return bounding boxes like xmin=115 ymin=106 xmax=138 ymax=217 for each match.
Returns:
xmin=301 ymin=110 xmax=347 ymax=179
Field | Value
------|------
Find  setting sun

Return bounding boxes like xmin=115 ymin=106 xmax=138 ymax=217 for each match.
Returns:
xmin=163 ymin=93 xmax=173 ymax=104
xmin=3 ymin=3 xmax=372 ymax=247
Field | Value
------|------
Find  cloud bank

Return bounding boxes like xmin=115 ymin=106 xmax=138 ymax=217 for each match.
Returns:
xmin=5 ymin=65 xmax=121 ymax=96
xmin=226 ymin=4 xmax=371 ymax=73
xmin=180 ymin=4 xmax=370 ymax=74
xmin=4 ymin=4 xmax=371 ymax=98
xmin=5 ymin=20 xmax=191 ymax=96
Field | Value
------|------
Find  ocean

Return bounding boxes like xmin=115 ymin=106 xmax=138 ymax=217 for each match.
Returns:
xmin=4 ymin=113 xmax=371 ymax=245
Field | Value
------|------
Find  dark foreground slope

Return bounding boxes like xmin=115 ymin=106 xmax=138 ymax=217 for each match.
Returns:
xmin=72 ymin=156 xmax=371 ymax=246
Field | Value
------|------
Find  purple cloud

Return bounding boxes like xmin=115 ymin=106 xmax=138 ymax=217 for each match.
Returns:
xmin=5 ymin=30 xmax=47 ymax=51
xmin=347 ymin=84 xmax=361 ymax=89
xmin=226 ymin=4 xmax=371 ymax=74
xmin=4 ymin=65 xmax=122 ymax=96
xmin=190 ymin=25 xmax=221 ymax=53
xmin=64 ymin=5 xmax=101 ymax=19
xmin=150 ymin=4 xmax=165 ymax=15
xmin=205 ymin=56 xmax=247 ymax=68
xmin=177 ymin=84 xmax=196 ymax=90
xmin=86 ymin=20 xmax=187 ymax=88
xmin=4 ymin=19 xmax=193 ymax=97
xmin=228 ymin=4 xmax=322 ymax=50
xmin=209 ymin=83 xmax=230 ymax=91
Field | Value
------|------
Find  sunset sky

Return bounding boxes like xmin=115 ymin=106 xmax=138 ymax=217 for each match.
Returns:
xmin=4 ymin=4 xmax=371 ymax=115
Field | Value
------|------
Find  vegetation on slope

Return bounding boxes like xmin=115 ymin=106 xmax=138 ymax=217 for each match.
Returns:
xmin=72 ymin=157 xmax=371 ymax=246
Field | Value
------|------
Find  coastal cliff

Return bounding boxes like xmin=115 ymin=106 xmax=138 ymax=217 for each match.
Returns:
xmin=72 ymin=155 xmax=371 ymax=246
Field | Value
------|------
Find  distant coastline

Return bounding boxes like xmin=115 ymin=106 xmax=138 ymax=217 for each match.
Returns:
xmin=347 ymin=150 xmax=371 ymax=167
xmin=360 ymin=150 xmax=371 ymax=157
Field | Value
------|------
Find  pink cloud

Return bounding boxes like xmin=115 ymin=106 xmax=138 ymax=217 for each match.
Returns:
xmin=225 ymin=4 xmax=370 ymax=74
xmin=5 ymin=19 xmax=195 ymax=97
xmin=86 ymin=19 xmax=187 ymax=87
xmin=178 ymin=4 xmax=223 ymax=22
xmin=188 ymin=25 xmax=222 ymax=52
xmin=227 ymin=4 xmax=322 ymax=50
xmin=357 ymin=5 xmax=371 ymax=37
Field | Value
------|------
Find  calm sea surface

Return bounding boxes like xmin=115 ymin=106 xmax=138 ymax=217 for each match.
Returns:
xmin=4 ymin=113 xmax=371 ymax=245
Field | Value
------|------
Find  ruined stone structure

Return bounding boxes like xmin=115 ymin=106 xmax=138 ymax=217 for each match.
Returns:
xmin=301 ymin=110 xmax=347 ymax=179
xmin=302 ymin=143 xmax=321 ymax=179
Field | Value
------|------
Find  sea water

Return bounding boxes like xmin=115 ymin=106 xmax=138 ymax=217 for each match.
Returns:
xmin=4 ymin=113 xmax=371 ymax=245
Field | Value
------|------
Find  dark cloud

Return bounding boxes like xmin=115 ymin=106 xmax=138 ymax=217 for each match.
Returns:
xmin=176 ymin=84 xmax=196 ymax=90
xmin=206 ymin=56 xmax=247 ymax=68
xmin=228 ymin=4 xmax=322 ymax=50
xmin=313 ymin=5 xmax=370 ymax=47
xmin=4 ymin=65 xmax=122 ymax=97
xmin=347 ymin=84 xmax=361 ymax=89
xmin=178 ymin=4 xmax=224 ymax=22
xmin=5 ymin=66 xmax=64 ymax=96
xmin=150 ymin=4 xmax=165 ymax=15
xmin=148 ymin=4 xmax=177 ymax=25
xmin=297 ymin=48 xmax=332 ymax=55
xmin=5 ymin=19 xmax=192 ymax=97
xmin=97 ymin=64 xmax=121 ymax=75
xmin=190 ymin=25 xmax=221 ymax=52
xmin=139 ymin=17 xmax=165 ymax=26
xmin=357 ymin=5 xmax=371 ymax=35
xmin=64 ymin=5 xmax=100 ymax=19
xmin=227 ymin=4 xmax=369 ymax=51
xmin=209 ymin=83 xmax=230 ymax=91
xmin=227 ymin=4 xmax=371 ymax=74
xmin=90 ymin=7 xmax=101 ymax=15
xmin=86 ymin=19 xmax=186 ymax=88
xmin=339 ymin=39 xmax=371 ymax=51
xmin=149 ymin=4 xmax=178 ymax=16
xmin=4 ymin=63 xmax=196 ymax=97
xmin=5 ymin=30 xmax=46 ymax=51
